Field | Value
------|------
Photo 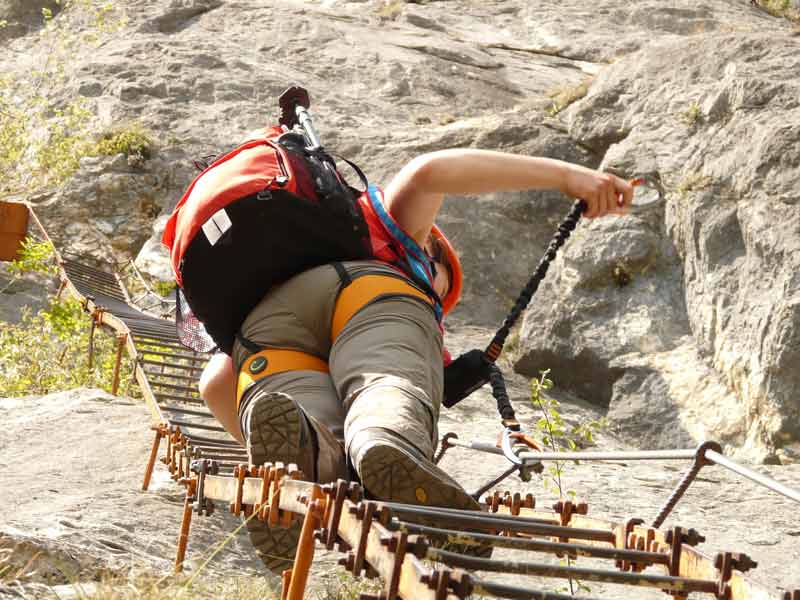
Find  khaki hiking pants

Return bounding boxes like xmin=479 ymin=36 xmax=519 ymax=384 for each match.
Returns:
xmin=232 ymin=260 xmax=444 ymax=482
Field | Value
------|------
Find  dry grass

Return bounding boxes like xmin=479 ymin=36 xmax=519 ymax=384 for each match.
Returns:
xmin=758 ymin=0 xmax=800 ymax=20
xmin=546 ymin=81 xmax=590 ymax=116
xmin=74 ymin=574 xmax=279 ymax=599
xmin=376 ymin=0 xmax=405 ymax=20
xmin=676 ymin=172 xmax=713 ymax=197
xmin=1 ymin=565 xmax=381 ymax=600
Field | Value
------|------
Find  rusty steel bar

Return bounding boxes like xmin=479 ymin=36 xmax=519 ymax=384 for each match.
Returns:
xmin=167 ymin=419 xmax=227 ymax=432
xmin=704 ymin=449 xmax=800 ymax=504
xmin=427 ymin=549 xmax=719 ymax=594
xmin=469 ymin=578 xmax=602 ymax=600
xmin=149 ymin=382 xmax=202 ymax=397
xmin=87 ymin=317 xmax=96 ymax=369
xmin=651 ymin=466 xmax=702 ymax=529
xmin=111 ymin=333 xmax=127 ymax=395
xmin=159 ymin=406 xmax=218 ymax=419
xmin=153 ymin=392 xmax=205 ymax=405
xmin=175 ymin=483 xmax=195 ymax=573
xmin=138 ymin=348 xmax=208 ymax=363
xmin=384 ymin=501 xmax=556 ymax=525
xmin=183 ymin=448 xmax=239 ymax=459
xmin=139 ymin=357 xmax=206 ymax=371
xmin=180 ymin=433 xmax=240 ymax=447
xmin=140 ymin=366 xmax=203 ymax=382
xmin=142 ymin=424 xmax=167 ymax=491
xmin=395 ymin=521 xmax=669 ymax=566
xmin=132 ymin=334 xmax=192 ymax=348
xmin=384 ymin=505 xmax=614 ymax=544
xmin=471 ymin=463 xmax=520 ymax=499
xmin=651 ymin=442 xmax=720 ymax=528
xmin=286 ymin=486 xmax=325 ymax=600
xmin=383 ymin=501 xmax=554 ymax=523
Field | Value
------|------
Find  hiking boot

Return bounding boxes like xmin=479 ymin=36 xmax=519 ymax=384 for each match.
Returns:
xmin=245 ymin=517 xmax=302 ymax=573
xmin=241 ymin=390 xmax=316 ymax=479
xmin=351 ymin=429 xmax=480 ymax=511
xmin=239 ymin=390 xmax=314 ymax=573
xmin=239 ymin=389 xmax=348 ymax=572
xmin=352 ymin=430 xmax=493 ymax=557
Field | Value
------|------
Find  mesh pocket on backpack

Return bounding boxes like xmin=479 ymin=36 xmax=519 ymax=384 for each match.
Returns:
xmin=175 ymin=288 xmax=218 ymax=353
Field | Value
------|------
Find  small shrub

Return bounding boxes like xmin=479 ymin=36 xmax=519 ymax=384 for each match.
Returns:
xmin=0 ymin=236 xmax=136 ymax=397
xmin=376 ymin=0 xmax=405 ymax=20
xmin=0 ymin=1 xmax=128 ymax=193
xmin=546 ymin=81 xmax=590 ymax=116
xmin=317 ymin=568 xmax=382 ymax=600
xmin=678 ymin=101 xmax=703 ymax=126
xmin=757 ymin=0 xmax=800 ymax=20
xmin=92 ymin=124 xmax=153 ymax=166
xmin=152 ymin=279 xmax=175 ymax=298
xmin=528 ymin=370 xmax=606 ymax=496
xmin=612 ymin=262 xmax=632 ymax=287
xmin=6 ymin=238 xmax=57 ymax=278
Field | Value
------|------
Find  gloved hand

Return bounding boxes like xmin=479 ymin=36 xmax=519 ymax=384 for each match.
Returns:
xmin=442 ymin=349 xmax=492 ymax=408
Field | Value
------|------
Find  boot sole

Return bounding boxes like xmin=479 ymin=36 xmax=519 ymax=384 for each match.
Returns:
xmin=245 ymin=392 xmax=307 ymax=573
xmin=247 ymin=392 xmax=306 ymax=468
xmin=359 ymin=443 xmax=494 ymax=557
xmin=359 ymin=443 xmax=480 ymax=510
xmin=246 ymin=516 xmax=302 ymax=573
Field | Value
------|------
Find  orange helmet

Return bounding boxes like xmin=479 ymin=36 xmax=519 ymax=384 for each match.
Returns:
xmin=429 ymin=224 xmax=462 ymax=315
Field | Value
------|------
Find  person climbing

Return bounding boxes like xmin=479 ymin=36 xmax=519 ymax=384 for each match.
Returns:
xmin=197 ymin=146 xmax=632 ymax=568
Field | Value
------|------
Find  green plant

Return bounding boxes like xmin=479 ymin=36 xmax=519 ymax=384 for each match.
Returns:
xmin=0 ymin=1 xmax=128 ymax=194
xmin=528 ymin=370 xmax=605 ymax=595
xmin=0 ymin=297 xmax=135 ymax=396
xmin=1 ymin=237 xmax=57 ymax=294
xmin=92 ymin=124 xmax=153 ymax=166
xmin=757 ymin=0 xmax=800 ymax=20
xmin=611 ymin=262 xmax=632 ymax=288
xmin=151 ymin=279 xmax=175 ymax=298
xmin=316 ymin=568 xmax=382 ymax=600
xmin=376 ymin=0 xmax=405 ymax=20
xmin=546 ymin=81 xmax=590 ymax=117
xmin=679 ymin=101 xmax=703 ymax=126
xmin=0 ymin=237 xmax=136 ymax=396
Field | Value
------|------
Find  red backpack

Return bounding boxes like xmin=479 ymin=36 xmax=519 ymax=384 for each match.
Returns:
xmin=162 ymin=126 xmax=372 ymax=354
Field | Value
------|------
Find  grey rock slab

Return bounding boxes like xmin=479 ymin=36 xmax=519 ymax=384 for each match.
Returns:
xmin=517 ymin=29 xmax=800 ymax=458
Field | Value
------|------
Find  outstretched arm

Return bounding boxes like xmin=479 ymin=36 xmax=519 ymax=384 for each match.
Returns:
xmin=383 ymin=149 xmax=633 ymax=245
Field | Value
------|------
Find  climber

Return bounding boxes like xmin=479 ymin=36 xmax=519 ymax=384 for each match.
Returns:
xmin=199 ymin=147 xmax=632 ymax=564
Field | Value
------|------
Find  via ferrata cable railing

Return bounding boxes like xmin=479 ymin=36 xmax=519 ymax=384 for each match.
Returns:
xmin=3 ymin=199 xmax=800 ymax=600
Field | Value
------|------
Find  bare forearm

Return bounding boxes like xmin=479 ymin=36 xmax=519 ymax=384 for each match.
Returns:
xmin=385 ymin=149 xmax=633 ymax=242
xmin=410 ymin=149 xmax=571 ymax=195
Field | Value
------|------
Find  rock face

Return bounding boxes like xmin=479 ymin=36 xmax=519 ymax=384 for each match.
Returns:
xmin=516 ymin=26 xmax=800 ymax=461
xmin=0 ymin=0 xmax=798 ymax=467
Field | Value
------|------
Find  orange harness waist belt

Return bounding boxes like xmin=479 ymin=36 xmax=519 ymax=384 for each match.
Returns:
xmin=236 ymin=349 xmax=329 ymax=410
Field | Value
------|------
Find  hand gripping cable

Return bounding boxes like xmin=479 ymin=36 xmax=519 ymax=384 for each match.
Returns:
xmin=442 ymin=176 xmax=664 ymax=462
